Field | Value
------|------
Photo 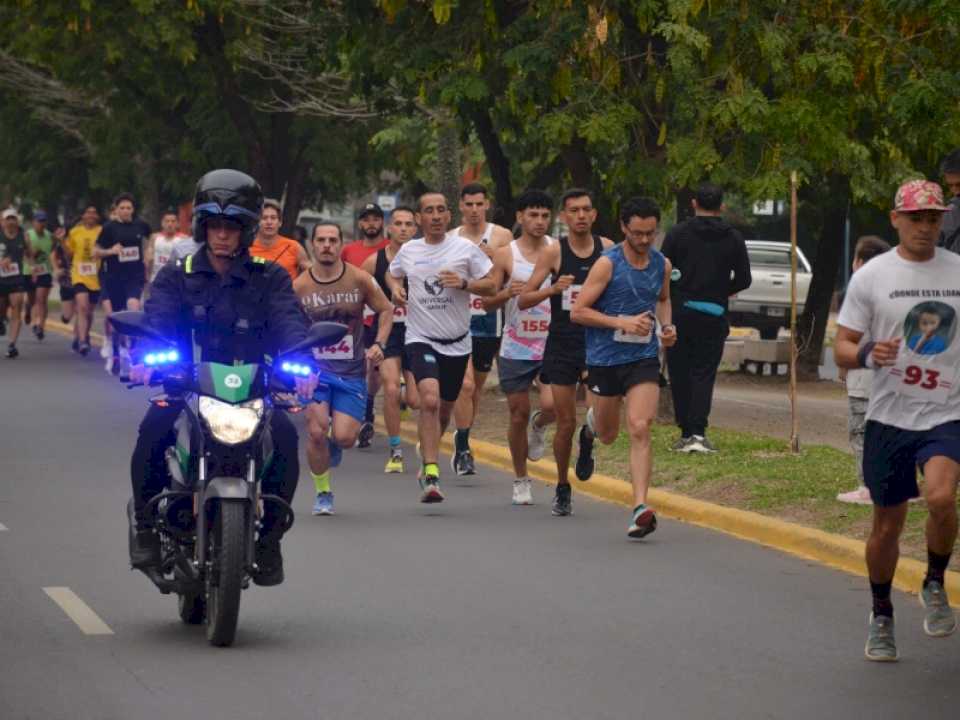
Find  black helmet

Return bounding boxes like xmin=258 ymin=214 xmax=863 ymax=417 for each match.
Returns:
xmin=192 ymin=169 xmax=263 ymax=247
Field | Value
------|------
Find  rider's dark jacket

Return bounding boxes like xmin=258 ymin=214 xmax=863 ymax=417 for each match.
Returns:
xmin=145 ymin=248 xmax=308 ymax=364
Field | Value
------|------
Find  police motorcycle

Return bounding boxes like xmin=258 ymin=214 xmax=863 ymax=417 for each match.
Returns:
xmin=112 ymin=310 xmax=346 ymax=647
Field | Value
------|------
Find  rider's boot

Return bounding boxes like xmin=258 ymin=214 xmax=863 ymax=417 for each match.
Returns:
xmin=127 ymin=498 xmax=160 ymax=570
xmin=253 ymin=536 xmax=284 ymax=587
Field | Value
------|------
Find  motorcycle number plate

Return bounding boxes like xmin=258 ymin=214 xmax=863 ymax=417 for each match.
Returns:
xmin=313 ymin=334 xmax=355 ymax=360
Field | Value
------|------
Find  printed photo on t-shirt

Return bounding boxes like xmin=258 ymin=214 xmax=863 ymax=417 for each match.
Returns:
xmin=903 ymin=301 xmax=956 ymax=356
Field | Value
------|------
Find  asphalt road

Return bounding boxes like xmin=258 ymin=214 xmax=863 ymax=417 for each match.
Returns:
xmin=2 ymin=332 xmax=959 ymax=720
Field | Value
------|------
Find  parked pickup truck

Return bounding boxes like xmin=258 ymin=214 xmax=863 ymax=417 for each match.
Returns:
xmin=727 ymin=240 xmax=812 ymax=339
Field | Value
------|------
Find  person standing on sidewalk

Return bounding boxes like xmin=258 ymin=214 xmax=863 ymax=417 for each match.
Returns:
xmin=661 ymin=182 xmax=751 ymax=454
xmin=836 ymin=236 xmax=891 ymax=505
xmin=835 ymin=179 xmax=959 ymax=662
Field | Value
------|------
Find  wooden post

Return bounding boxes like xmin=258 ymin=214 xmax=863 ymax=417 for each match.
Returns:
xmin=789 ymin=172 xmax=800 ymax=453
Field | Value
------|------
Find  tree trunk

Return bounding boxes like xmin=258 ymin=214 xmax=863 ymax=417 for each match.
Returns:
xmin=468 ymin=106 xmax=514 ymax=226
xmin=561 ymin=138 xmax=616 ymax=239
xmin=796 ymin=174 xmax=849 ymax=380
xmin=133 ymin=152 xmax=161 ymax=229
xmin=436 ymin=119 xmax=462 ymax=226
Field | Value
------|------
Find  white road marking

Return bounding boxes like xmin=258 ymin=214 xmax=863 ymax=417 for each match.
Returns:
xmin=0 ymin=522 xmax=7 ymax=531
xmin=43 ymin=587 xmax=114 ymax=635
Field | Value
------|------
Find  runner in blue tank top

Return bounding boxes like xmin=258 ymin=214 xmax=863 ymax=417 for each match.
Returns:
xmin=572 ymin=197 xmax=677 ymax=539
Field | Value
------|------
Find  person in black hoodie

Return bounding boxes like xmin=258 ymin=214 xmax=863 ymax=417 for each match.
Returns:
xmin=661 ymin=183 xmax=751 ymax=453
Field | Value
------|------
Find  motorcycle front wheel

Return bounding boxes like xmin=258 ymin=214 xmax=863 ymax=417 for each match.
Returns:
xmin=205 ymin=501 xmax=246 ymax=646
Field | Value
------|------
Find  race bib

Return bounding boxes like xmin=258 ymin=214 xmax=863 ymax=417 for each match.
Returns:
xmin=516 ymin=313 xmax=549 ymax=339
xmin=613 ymin=316 xmax=653 ymax=344
xmin=393 ymin=305 xmax=407 ymax=324
xmin=31 ymin=262 xmax=48 ymax=274
xmin=470 ymin=294 xmax=486 ymax=316
xmin=889 ymin=355 xmax=955 ymax=405
xmin=0 ymin=263 xmax=20 ymax=278
xmin=156 ymin=254 xmax=170 ymax=267
xmin=118 ymin=246 xmax=140 ymax=263
xmin=561 ymin=284 xmax=582 ymax=311
xmin=78 ymin=262 xmax=97 ymax=276
xmin=313 ymin=334 xmax=355 ymax=361
xmin=363 ymin=306 xmax=376 ymax=320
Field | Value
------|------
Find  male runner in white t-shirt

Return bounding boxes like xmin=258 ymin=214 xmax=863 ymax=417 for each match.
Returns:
xmin=387 ymin=191 xmax=496 ymax=503
xmin=836 ymin=179 xmax=960 ymax=662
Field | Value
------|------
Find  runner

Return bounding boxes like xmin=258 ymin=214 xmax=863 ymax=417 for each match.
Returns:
xmin=485 ymin=189 xmax=557 ymax=504
xmin=387 ymin=191 xmax=495 ymax=503
xmin=249 ymin=198 xmax=310 ymax=281
xmin=65 ymin=204 xmax=102 ymax=356
xmin=0 ymin=208 xmax=28 ymax=358
xmin=362 ymin=205 xmax=421 ymax=473
xmin=294 ymin=222 xmax=394 ymax=516
xmin=835 ymin=179 xmax=960 ymax=662
xmin=448 ymin=183 xmax=513 ymax=475
xmin=94 ymin=192 xmax=150 ymax=377
xmin=23 ymin=210 xmax=54 ymax=342
xmin=342 ymin=203 xmax=390 ymax=449
xmin=49 ymin=223 xmax=77 ymax=349
xmin=144 ymin=209 xmax=190 ymax=284
xmin=519 ymin=188 xmax=613 ymax=516
xmin=571 ymin=196 xmax=675 ymax=537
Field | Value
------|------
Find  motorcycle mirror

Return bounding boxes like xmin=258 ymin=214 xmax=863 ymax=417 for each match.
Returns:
xmin=280 ymin=322 xmax=348 ymax=356
xmin=108 ymin=310 xmax=169 ymax=344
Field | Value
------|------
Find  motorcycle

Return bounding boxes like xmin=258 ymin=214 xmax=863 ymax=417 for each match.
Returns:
xmin=111 ymin=310 xmax=346 ymax=647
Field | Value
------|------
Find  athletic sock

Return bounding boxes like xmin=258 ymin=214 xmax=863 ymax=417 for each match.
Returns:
xmin=364 ymin=395 xmax=375 ymax=424
xmin=424 ymin=462 xmax=440 ymax=478
xmin=870 ymin=580 xmax=894 ymax=618
xmin=924 ymin=549 xmax=951 ymax=587
xmin=584 ymin=407 xmax=595 ymax=439
xmin=312 ymin=470 xmax=331 ymax=494
xmin=389 ymin=435 xmax=402 ymax=449
xmin=454 ymin=428 xmax=470 ymax=453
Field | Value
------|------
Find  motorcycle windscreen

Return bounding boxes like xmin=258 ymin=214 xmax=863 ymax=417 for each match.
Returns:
xmin=196 ymin=363 xmax=267 ymax=404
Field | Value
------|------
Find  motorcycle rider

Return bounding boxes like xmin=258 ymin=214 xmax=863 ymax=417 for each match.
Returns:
xmin=127 ymin=169 xmax=316 ymax=586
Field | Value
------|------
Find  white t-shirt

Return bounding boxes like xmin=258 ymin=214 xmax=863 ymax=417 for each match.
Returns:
xmin=389 ymin=235 xmax=493 ymax=356
xmin=838 ymin=247 xmax=960 ymax=430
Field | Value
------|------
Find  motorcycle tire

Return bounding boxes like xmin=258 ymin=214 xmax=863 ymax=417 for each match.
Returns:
xmin=178 ymin=590 xmax=205 ymax=625
xmin=205 ymin=501 xmax=246 ymax=647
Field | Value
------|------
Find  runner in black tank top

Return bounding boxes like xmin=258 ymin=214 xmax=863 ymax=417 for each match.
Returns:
xmin=547 ymin=234 xmax=604 ymax=347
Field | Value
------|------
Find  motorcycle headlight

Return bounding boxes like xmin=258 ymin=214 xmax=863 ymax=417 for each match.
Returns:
xmin=198 ymin=397 xmax=264 ymax=445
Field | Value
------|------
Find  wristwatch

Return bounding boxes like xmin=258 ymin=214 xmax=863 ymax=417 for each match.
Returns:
xmin=372 ymin=340 xmax=385 ymax=352
xmin=460 ymin=278 xmax=469 ymax=291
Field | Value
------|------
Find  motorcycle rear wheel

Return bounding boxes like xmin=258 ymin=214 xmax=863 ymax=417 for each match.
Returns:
xmin=205 ymin=501 xmax=246 ymax=647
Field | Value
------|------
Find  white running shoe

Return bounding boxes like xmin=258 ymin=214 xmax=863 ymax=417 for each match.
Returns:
xmin=527 ymin=411 xmax=547 ymax=462
xmin=512 ymin=478 xmax=533 ymax=506
xmin=100 ymin=342 xmax=110 ymax=359
xmin=836 ymin=486 xmax=872 ymax=505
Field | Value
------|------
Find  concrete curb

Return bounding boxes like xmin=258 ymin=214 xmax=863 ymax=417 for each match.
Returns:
xmin=43 ymin=321 xmax=954 ymax=596
xmin=384 ymin=418 xmax=959 ymax=598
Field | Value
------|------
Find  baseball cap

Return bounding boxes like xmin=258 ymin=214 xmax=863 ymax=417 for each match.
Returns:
xmin=894 ymin=179 xmax=948 ymax=213
xmin=1 ymin=208 xmax=18 ymax=220
xmin=357 ymin=203 xmax=384 ymax=219
xmin=34 ymin=210 xmax=47 ymax=222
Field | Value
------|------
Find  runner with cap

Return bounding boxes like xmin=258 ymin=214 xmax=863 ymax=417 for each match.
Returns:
xmin=343 ymin=202 xmax=391 ymax=449
xmin=23 ymin=209 xmax=54 ymax=342
xmin=0 ymin=208 xmax=30 ymax=357
xmin=448 ymin=183 xmax=513 ymax=475
xmin=363 ymin=205 xmax=420 ymax=473
xmin=387 ymin=191 xmax=496 ymax=503
xmin=571 ymin=197 xmax=675 ymax=538
xmin=836 ymin=179 xmax=960 ymax=662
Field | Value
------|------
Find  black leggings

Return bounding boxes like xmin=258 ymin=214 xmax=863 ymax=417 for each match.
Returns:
xmin=130 ymin=404 xmax=299 ymax=537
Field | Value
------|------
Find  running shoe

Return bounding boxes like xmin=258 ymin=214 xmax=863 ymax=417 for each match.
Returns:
xmin=920 ymin=580 xmax=956 ymax=637
xmin=452 ymin=449 xmax=476 ymax=476
xmin=575 ymin=424 xmax=595 ymax=481
xmin=385 ymin=449 xmax=404 ymax=474
xmin=31 ymin=324 xmax=40 ymax=340
xmin=627 ymin=505 xmax=658 ymax=539
xmin=100 ymin=342 xmax=110 ymax=359
xmin=671 ymin=436 xmax=694 ymax=452
xmin=512 ymin=478 xmax=533 ymax=506
xmin=419 ymin=471 xmax=444 ymax=504
xmin=71 ymin=338 xmax=80 ymax=353
xmin=552 ymin=483 xmax=573 ymax=516
xmin=36 ymin=327 xmax=44 ymax=341
xmin=689 ymin=435 xmax=718 ymax=454
xmin=527 ymin=411 xmax=547 ymax=462
xmin=864 ymin=612 xmax=898 ymax=662
xmin=6 ymin=343 xmax=17 ymax=359
xmin=312 ymin=491 xmax=335 ymax=516
xmin=118 ymin=347 xmax=132 ymax=381
xmin=836 ymin=486 xmax=872 ymax=505
xmin=78 ymin=342 xmax=91 ymax=357
xmin=357 ymin=421 xmax=375 ymax=449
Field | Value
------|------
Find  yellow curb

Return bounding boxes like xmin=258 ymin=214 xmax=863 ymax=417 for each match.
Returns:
xmin=46 ymin=320 xmax=105 ymax=347
xmin=383 ymin=418 xmax=958 ymax=598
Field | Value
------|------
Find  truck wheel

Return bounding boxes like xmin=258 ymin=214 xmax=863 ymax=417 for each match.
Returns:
xmin=759 ymin=325 xmax=780 ymax=340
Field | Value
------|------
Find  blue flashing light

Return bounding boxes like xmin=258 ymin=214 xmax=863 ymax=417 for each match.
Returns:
xmin=167 ymin=350 xmax=179 ymax=363
xmin=281 ymin=362 xmax=291 ymax=373
xmin=145 ymin=353 xmax=157 ymax=365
